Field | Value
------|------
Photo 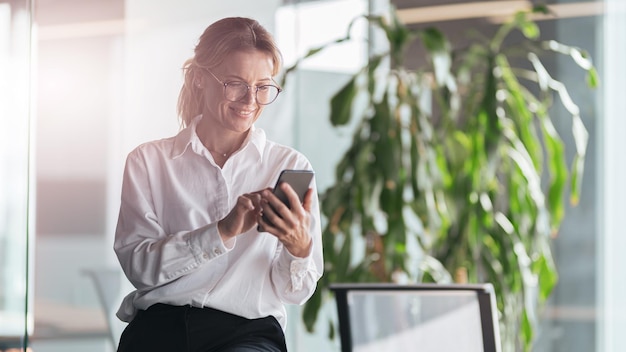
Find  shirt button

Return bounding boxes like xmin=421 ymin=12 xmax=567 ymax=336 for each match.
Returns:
xmin=213 ymin=248 xmax=221 ymax=255
xmin=203 ymin=253 xmax=209 ymax=259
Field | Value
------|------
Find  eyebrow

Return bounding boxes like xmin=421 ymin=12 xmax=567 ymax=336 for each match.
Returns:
xmin=223 ymin=75 xmax=274 ymax=84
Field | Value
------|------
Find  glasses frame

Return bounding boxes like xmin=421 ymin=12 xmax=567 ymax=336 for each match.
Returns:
xmin=204 ymin=69 xmax=282 ymax=105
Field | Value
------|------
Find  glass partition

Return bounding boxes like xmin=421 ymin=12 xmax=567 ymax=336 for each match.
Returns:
xmin=0 ymin=0 xmax=34 ymax=350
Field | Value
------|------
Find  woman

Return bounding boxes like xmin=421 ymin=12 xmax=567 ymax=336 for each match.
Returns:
xmin=114 ymin=17 xmax=323 ymax=352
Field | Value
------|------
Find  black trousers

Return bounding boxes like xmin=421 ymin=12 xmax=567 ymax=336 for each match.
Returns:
xmin=117 ymin=304 xmax=287 ymax=352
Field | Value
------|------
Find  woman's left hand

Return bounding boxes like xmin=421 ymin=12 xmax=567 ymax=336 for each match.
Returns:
xmin=258 ymin=183 xmax=313 ymax=258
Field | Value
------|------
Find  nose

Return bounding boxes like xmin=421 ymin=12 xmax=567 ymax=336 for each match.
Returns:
xmin=240 ymin=87 xmax=256 ymax=104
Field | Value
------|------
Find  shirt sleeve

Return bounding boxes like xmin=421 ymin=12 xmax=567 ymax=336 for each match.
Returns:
xmin=270 ymin=179 xmax=324 ymax=305
xmin=113 ymin=150 xmax=231 ymax=290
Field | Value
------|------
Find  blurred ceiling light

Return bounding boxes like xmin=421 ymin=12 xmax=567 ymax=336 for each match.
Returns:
xmin=396 ymin=1 xmax=532 ymax=24
xmin=489 ymin=1 xmax=604 ymax=23
xmin=396 ymin=1 xmax=603 ymax=25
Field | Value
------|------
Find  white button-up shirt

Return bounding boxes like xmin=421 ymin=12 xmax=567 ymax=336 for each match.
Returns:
xmin=113 ymin=116 xmax=323 ymax=330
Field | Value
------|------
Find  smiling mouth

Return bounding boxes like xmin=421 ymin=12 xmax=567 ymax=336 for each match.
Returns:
xmin=232 ymin=107 xmax=256 ymax=117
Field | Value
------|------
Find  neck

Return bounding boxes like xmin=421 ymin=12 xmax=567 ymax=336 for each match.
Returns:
xmin=210 ymin=149 xmax=231 ymax=158
xmin=195 ymin=119 xmax=247 ymax=158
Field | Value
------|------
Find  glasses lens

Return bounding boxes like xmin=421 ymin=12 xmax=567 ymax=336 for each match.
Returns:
xmin=257 ymin=85 xmax=280 ymax=105
xmin=224 ymin=82 xmax=248 ymax=102
xmin=223 ymin=82 xmax=280 ymax=105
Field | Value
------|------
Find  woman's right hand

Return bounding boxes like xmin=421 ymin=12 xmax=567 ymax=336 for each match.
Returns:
xmin=217 ymin=192 xmax=263 ymax=241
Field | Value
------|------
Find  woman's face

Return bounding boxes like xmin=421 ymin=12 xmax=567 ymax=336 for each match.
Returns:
xmin=200 ymin=49 xmax=275 ymax=135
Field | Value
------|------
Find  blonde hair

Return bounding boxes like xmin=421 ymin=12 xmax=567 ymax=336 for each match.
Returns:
xmin=177 ymin=17 xmax=283 ymax=127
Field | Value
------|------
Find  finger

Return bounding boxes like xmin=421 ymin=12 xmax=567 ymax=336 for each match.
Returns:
xmin=260 ymin=198 xmax=285 ymax=227
xmin=264 ymin=186 xmax=300 ymax=223
xmin=244 ymin=192 xmax=264 ymax=212
xmin=237 ymin=194 xmax=257 ymax=212
xmin=237 ymin=194 xmax=264 ymax=229
xmin=257 ymin=210 xmax=277 ymax=234
xmin=279 ymin=182 xmax=304 ymax=212
xmin=219 ymin=195 xmax=257 ymax=238
xmin=262 ymin=189 xmax=287 ymax=214
xmin=257 ymin=204 xmax=286 ymax=236
xmin=302 ymin=188 xmax=313 ymax=212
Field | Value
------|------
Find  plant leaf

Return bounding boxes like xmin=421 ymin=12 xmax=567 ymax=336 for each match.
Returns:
xmin=302 ymin=286 xmax=323 ymax=332
xmin=419 ymin=27 xmax=451 ymax=87
xmin=330 ymin=76 xmax=359 ymax=126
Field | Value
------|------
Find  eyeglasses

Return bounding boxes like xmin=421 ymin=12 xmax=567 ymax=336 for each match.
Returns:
xmin=205 ymin=69 xmax=282 ymax=105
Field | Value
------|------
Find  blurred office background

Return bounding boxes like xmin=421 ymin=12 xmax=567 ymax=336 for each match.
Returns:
xmin=1 ymin=0 xmax=625 ymax=351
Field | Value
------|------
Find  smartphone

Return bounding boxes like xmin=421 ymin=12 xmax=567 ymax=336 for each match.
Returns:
xmin=271 ymin=169 xmax=315 ymax=206
xmin=258 ymin=169 xmax=314 ymax=230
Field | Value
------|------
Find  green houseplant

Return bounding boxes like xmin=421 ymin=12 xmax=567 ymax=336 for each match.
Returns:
xmin=285 ymin=5 xmax=597 ymax=351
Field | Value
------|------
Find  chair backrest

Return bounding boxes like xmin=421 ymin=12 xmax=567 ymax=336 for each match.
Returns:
xmin=82 ymin=268 xmax=126 ymax=352
xmin=330 ymin=283 xmax=501 ymax=352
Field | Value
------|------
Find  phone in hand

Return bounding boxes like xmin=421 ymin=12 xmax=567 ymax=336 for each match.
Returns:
xmin=258 ymin=169 xmax=314 ymax=231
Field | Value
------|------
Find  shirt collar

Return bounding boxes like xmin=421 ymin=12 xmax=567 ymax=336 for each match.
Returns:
xmin=171 ymin=115 xmax=266 ymax=159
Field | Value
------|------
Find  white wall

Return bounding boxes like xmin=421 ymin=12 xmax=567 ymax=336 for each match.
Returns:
xmin=599 ymin=1 xmax=626 ymax=351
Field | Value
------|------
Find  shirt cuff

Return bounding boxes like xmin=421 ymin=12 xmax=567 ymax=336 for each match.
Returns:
xmin=186 ymin=223 xmax=233 ymax=263
xmin=279 ymin=248 xmax=315 ymax=292
xmin=290 ymin=259 xmax=311 ymax=292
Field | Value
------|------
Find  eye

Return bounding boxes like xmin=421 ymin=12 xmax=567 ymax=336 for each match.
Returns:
xmin=258 ymin=85 xmax=271 ymax=92
xmin=227 ymin=81 xmax=247 ymax=89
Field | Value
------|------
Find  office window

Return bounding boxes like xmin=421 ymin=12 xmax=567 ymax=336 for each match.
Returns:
xmin=0 ymin=0 xmax=33 ymax=349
